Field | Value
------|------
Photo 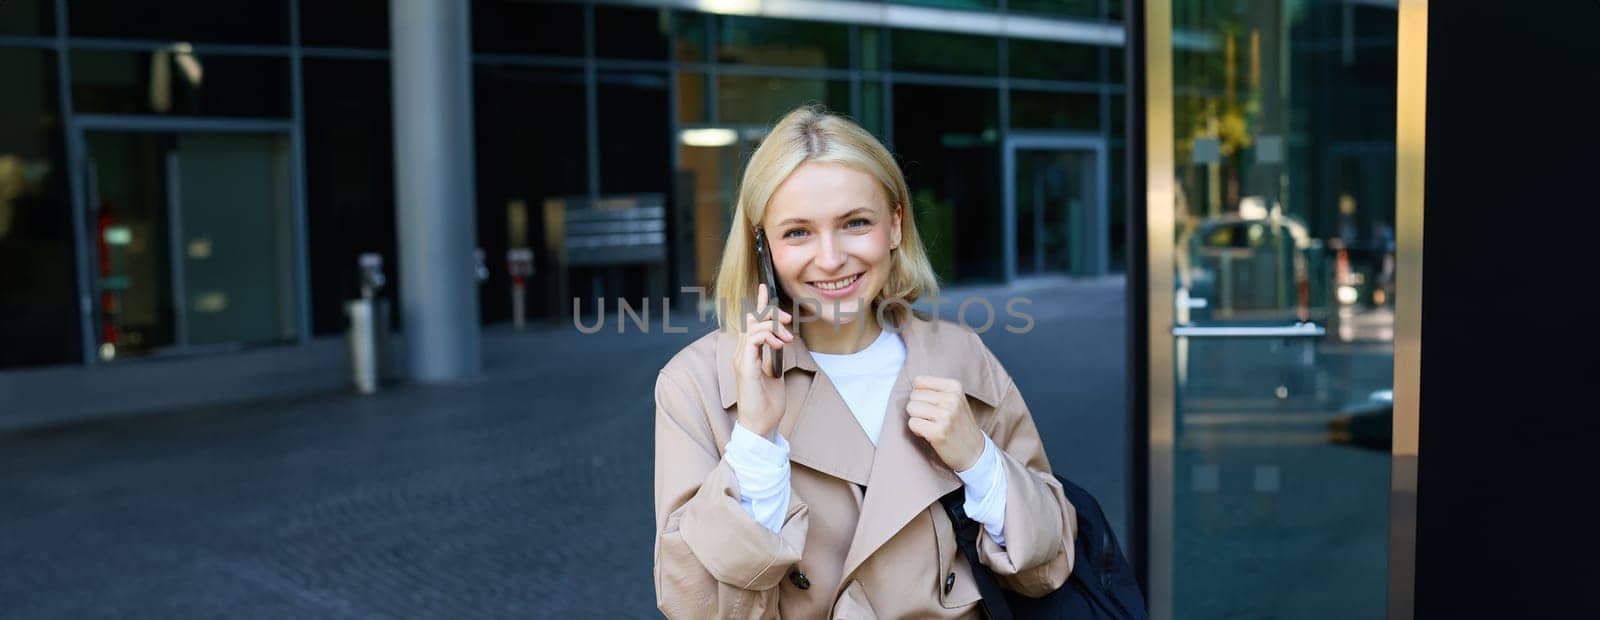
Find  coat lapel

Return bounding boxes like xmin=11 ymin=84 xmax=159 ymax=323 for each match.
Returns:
xmin=715 ymin=326 xmax=875 ymax=486
xmin=837 ymin=315 xmax=958 ymax=583
xmin=838 ymin=313 xmax=1010 ymax=585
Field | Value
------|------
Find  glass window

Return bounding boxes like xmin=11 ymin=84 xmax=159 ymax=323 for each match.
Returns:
xmin=473 ymin=0 xmax=584 ymax=56
xmin=717 ymin=16 xmax=850 ymax=69
xmin=892 ymin=83 xmax=1001 ymax=283
xmin=473 ymin=65 xmax=587 ymax=321
xmin=1007 ymin=0 xmax=1099 ymax=19
xmin=890 ymin=29 xmax=998 ymax=76
xmin=674 ymin=11 xmax=709 ymax=64
xmin=1109 ymin=143 xmax=1126 ymax=272
xmin=301 ymin=0 xmax=389 ymax=49
xmin=1010 ymin=90 xmax=1100 ymax=131
xmin=860 ymin=28 xmax=882 ymax=72
xmin=302 ymin=58 xmax=395 ymax=336
xmin=597 ymin=6 xmax=669 ymax=60
xmin=1008 ymin=39 xmax=1101 ymax=82
xmin=888 ymin=0 xmax=997 ymax=10
xmin=1110 ymin=93 xmax=1126 ymax=135
xmin=860 ymin=81 xmax=884 ymax=139
xmin=1109 ymin=46 xmax=1126 ymax=84
xmin=71 ymin=51 xmax=291 ymax=118
xmin=678 ymin=71 xmax=708 ymax=124
xmin=593 ymin=72 xmax=673 ymax=315
xmin=717 ymin=75 xmax=849 ymax=125
xmin=0 ymin=0 xmax=53 ymax=36
xmin=68 ymin=0 xmax=288 ymax=44
xmin=1108 ymin=0 xmax=1125 ymax=21
xmin=83 ymin=130 xmax=299 ymax=357
xmin=0 ymin=49 xmax=80 ymax=368
xmin=1160 ymin=0 xmax=1400 ymax=616
xmin=599 ymin=72 xmax=671 ymax=194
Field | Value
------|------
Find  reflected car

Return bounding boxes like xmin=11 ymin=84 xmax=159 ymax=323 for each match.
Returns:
xmin=1176 ymin=211 xmax=1313 ymax=324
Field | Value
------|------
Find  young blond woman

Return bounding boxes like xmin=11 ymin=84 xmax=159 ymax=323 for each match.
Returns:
xmin=653 ymin=105 xmax=1076 ymax=619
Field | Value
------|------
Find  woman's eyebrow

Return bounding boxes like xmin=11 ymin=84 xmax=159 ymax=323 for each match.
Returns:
xmin=774 ymin=207 xmax=874 ymax=228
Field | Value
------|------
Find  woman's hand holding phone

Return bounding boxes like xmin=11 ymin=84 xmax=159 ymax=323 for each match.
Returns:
xmin=734 ymin=283 xmax=794 ymax=441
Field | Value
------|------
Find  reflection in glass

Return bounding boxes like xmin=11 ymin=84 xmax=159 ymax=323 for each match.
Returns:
xmin=597 ymin=6 xmax=670 ymax=60
xmin=1007 ymin=0 xmax=1099 ymax=19
xmin=1165 ymin=0 xmax=1400 ymax=617
xmin=716 ymin=76 xmax=849 ymax=125
xmin=893 ymin=83 xmax=1001 ymax=282
xmin=1014 ymin=149 xmax=1096 ymax=276
xmin=301 ymin=0 xmax=389 ymax=48
xmin=0 ymin=0 xmax=53 ymax=36
xmin=1007 ymin=39 xmax=1101 ymax=82
xmin=1010 ymin=90 xmax=1100 ymax=131
xmin=888 ymin=0 xmax=996 ymax=11
xmin=860 ymin=82 xmax=884 ymax=139
xmin=71 ymin=50 xmax=290 ymax=118
xmin=890 ymin=29 xmax=998 ymax=76
xmin=674 ymin=11 xmax=710 ymax=63
xmin=85 ymin=131 xmax=298 ymax=359
xmin=68 ymin=0 xmax=287 ymax=44
xmin=717 ymin=15 xmax=850 ymax=69
xmin=677 ymin=72 xmax=708 ymax=124
xmin=1109 ymin=144 xmax=1126 ymax=272
xmin=473 ymin=0 xmax=584 ymax=56
xmin=599 ymin=73 xmax=671 ymax=194
xmin=0 ymin=48 xmax=79 ymax=369
xmin=86 ymin=132 xmax=178 ymax=357
xmin=859 ymin=27 xmax=882 ymax=72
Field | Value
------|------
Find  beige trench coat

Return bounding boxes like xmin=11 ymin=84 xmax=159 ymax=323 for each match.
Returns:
xmin=653 ymin=312 xmax=1076 ymax=619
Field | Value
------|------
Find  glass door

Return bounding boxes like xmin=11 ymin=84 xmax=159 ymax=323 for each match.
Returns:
xmin=84 ymin=129 xmax=298 ymax=360
xmin=1004 ymin=135 xmax=1109 ymax=281
xmin=1152 ymin=0 xmax=1401 ymax=617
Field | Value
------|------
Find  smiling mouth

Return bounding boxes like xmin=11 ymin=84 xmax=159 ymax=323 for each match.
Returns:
xmin=809 ymin=273 xmax=861 ymax=291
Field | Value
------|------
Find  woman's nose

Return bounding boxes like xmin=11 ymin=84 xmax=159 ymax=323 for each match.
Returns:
xmin=814 ymin=234 xmax=847 ymax=272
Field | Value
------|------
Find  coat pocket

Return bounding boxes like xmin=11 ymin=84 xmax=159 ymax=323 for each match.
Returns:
xmin=929 ymin=506 xmax=983 ymax=610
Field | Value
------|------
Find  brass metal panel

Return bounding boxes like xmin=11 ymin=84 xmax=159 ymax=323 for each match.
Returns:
xmin=1394 ymin=0 xmax=1426 ymax=460
xmin=1145 ymin=0 xmax=1176 ymax=617
xmin=1391 ymin=2 xmax=1427 ymax=618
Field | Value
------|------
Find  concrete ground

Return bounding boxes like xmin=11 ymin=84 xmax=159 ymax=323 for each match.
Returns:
xmin=0 ymin=277 xmax=1129 ymax=618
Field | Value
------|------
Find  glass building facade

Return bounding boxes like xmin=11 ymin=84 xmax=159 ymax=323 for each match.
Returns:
xmin=0 ymin=0 xmax=1128 ymax=370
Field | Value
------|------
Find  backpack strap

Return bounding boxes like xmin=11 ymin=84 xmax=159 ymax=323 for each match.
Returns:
xmin=939 ymin=489 xmax=1015 ymax=620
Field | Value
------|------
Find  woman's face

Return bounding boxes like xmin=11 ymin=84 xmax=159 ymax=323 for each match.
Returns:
xmin=761 ymin=161 xmax=902 ymax=326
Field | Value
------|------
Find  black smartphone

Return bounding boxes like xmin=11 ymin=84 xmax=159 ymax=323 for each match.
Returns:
xmin=753 ymin=228 xmax=787 ymax=378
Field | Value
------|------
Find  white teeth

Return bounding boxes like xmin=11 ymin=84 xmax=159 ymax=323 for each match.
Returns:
xmin=813 ymin=274 xmax=859 ymax=291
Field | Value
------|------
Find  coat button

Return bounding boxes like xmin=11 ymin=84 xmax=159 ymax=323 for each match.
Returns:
xmin=944 ymin=572 xmax=955 ymax=595
xmin=789 ymin=570 xmax=811 ymax=590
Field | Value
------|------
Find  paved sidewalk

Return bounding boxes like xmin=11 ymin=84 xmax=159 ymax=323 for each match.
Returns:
xmin=0 ymin=277 xmax=1128 ymax=619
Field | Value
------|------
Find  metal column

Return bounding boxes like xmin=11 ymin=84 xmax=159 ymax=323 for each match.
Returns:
xmin=390 ymin=0 xmax=481 ymax=381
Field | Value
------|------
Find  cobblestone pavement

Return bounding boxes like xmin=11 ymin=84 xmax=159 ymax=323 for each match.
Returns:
xmin=0 ymin=277 xmax=1127 ymax=619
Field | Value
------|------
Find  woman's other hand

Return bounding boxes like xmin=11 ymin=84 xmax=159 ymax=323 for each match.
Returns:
xmin=906 ymin=375 xmax=986 ymax=472
xmin=734 ymin=283 xmax=794 ymax=440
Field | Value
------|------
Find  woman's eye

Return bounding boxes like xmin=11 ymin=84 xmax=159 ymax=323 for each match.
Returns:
xmin=782 ymin=228 xmax=807 ymax=239
xmin=845 ymin=218 xmax=871 ymax=229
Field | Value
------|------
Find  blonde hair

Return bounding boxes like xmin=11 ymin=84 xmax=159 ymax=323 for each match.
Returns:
xmin=713 ymin=104 xmax=939 ymax=329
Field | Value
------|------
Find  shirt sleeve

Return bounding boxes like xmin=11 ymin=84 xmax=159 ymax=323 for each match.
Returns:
xmin=955 ymin=433 xmax=1008 ymax=546
xmin=724 ymin=421 xmax=793 ymax=534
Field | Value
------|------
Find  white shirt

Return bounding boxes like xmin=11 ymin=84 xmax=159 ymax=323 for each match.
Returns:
xmin=809 ymin=327 xmax=906 ymax=446
xmin=725 ymin=329 xmax=1008 ymax=545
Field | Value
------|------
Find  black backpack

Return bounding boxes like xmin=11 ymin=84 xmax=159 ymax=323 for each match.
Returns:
xmin=939 ymin=474 xmax=1148 ymax=620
